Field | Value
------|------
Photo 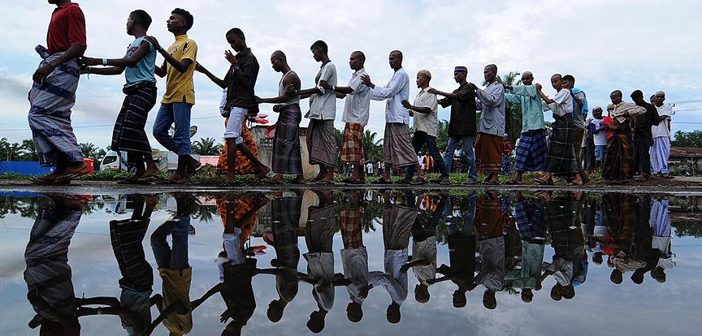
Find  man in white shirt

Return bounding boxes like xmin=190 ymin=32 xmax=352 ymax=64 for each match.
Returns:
xmin=361 ymin=50 xmax=417 ymax=184
xmin=299 ymin=40 xmax=337 ymax=184
xmin=590 ymin=107 xmax=608 ymax=170
xmin=401 ymin=70 xmax=449 ymax=184
xmin=651 ymin=91 xmax=675 ymax=178
xmin=325 ymin=51 xmax=371 ymax=184
xmin=365 ymin=161 xmax=374 ymax=176
xmin=536 ymin=74 xmax=581 ymax=185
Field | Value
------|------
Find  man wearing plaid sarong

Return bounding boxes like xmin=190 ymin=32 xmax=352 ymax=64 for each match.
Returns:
xmin=326 ymin=51 xmax=371 ymax=183
xmin=504 ymin=72 xmax=547 ymax=184
xmin=29 ymin=0 xmax=88 ymax=185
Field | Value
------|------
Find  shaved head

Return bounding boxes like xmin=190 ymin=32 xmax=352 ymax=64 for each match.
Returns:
xmin=351 ymin=50 xmax=365 ymax=63
xmin=390 ymin=50 xmax=403 ymax=61
xmin=272 ymin=50 xmax=286 ymax=61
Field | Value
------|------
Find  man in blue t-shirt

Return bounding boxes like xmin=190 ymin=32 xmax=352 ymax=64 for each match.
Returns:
xmin=81 ymin=10 xmax=159 ymax=183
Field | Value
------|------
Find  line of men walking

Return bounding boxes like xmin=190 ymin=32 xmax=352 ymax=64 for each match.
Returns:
xmin=28 ymin=2 xmax=675 ymax=185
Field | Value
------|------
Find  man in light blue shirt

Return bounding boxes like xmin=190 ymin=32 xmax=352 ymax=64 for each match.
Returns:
xmin=472 ymin=64 xmax=505 ymax=184
xmin=361 ymin=50 xmax=417 ymax=184
xmin=504 ymin=71 xmax=547 ymax=184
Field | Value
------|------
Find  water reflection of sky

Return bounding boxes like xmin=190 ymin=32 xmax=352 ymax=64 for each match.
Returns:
xmin=0 ymin=191 xmax=700 ymax=335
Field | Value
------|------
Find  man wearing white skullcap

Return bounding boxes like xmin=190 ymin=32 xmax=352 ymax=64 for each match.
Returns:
xmin=651 ymin=91 xmax=675 ymax=178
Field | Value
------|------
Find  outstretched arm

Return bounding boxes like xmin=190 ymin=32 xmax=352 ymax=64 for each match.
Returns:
xmin=146 ymin=36 xmax=194 ymax=74
xmin=257 ymin=73 xmax=301 ymax=104
xmin=195 ymin=62 xmax=227 ymax=88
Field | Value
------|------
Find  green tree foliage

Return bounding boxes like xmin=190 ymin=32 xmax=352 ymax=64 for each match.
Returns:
xmin=192 ymin=137 xmax=223 ymax=155
xmin=362 ymin=129 xmax=383 ymax=162
xmin=0 ymin=138 xmax=40 ymax=161
xmin=80 ymin=142 xmax=107 ymax=160
xmin=671 ymin=130 xmax=702 ymax=147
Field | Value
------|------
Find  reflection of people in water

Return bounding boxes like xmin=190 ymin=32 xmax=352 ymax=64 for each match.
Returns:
xmin=218 ymin=193 xmax=268 ymax=335
xmin=507 ymin=192 xmax=547 ymax=303
xmin=434 ymin=193 xmax=478 ymax=308
xmin=302 ymin=190 xmax=348 ymax=333
xmin=339 ymin=190 xmax=370 ymax=323
xmin=475 ymin=191 xmax=508 ymax=310
xmin=649 ymin=197 xmax=674 ymax=283
xmin=265 ymin=192 xmax=303 ymax=323
xmin=629 ymin=195 xmax=657 ymax=284
xmin=109 ymin=194 xmax=159 ymax=335
xmin=538 ymin=192 xmax=586 ymax=301
xmin=24 ymin=195 xmax=84 ymax=334
xmin=369 ymin=190 xmax=417 ymax=323
xmin=602 ymin=193 xmax=635 ymax=285
xmin=151 ymin=193 xmax=198 ymax=335
xmin=409 ymin=193 xmax=448 ymax=304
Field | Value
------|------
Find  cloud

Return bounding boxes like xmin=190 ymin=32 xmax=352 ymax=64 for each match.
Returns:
xmin=1 ymin=0 xmax=700 ymax=147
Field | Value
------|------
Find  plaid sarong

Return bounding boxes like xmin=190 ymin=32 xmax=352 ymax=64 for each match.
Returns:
xmin=340 ymin=208 xmax=363 ymax=248
xmin=111 ymin=83 xmax=157 ymax=154
xmin=515 ymin=199 xmax=547 ymax=241
xmin=110 ymin=216 xmax=153 ymax=292
xmin=515 ymin=129 xmax=547 ymax=172
xmin=28 ymin=51 xmax=83 ymax=165
xmin=307 ymin=119 xmax=338 ymax=166
xmin=272 ymin=104 xmax=303 ymax=174
xmin=475 ymin=133 xmax=503 ymax=173
xmin=383 ymin=123 xmax=417 ymax=168
xmin=545 ymin=115 xmax=579 ymax=177
xmin=340 ymin=123 xmax=365 ymax=163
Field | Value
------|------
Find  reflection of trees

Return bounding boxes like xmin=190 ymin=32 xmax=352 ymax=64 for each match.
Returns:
xmin=191 ymin=205 xmax=218 ymax=223
xmin=0 ymin=196 xmax=40 ymax=219
xmin=672 ymin=216 xmax=702 ymax=238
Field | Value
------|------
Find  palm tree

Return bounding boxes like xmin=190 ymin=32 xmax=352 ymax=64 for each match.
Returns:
xmin=192 ymin=137 xmax=223 ymax=155
xmin=362 ymin=129 xmax=383 ymax=162
xmin=501 ymin=71 xmax=523 ymax=144
xmin=79 ymin=142 xmax=106 ymax=160
xmin=20 ymin=139 xmax=39 ymax=161
xmin=436 ymin=120 xmax=449 ymax=151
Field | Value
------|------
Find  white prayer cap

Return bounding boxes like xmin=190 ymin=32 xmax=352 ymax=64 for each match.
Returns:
xmin=522 ymin=71 xmax=533 ymax=77
xmin=417 ymin=69 xmax=432 ymax=79
xmin=655 ymin=91 xmax=665 ymax=96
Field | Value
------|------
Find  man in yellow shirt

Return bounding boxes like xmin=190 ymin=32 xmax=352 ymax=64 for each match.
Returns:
xmin=146 ymin=8 xmax=199 ymax=183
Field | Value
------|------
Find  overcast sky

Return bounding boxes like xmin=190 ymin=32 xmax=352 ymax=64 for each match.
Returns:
xmin=1 ymin=0 xmax=701 ymax=149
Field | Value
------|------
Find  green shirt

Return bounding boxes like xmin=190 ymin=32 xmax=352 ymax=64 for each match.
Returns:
xmin=505 ymin=85 xmax=545 ymax=133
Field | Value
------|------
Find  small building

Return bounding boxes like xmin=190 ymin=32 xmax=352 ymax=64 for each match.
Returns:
xmin=250 ymin=124 xmax=319 ymax=177
xmin=670 ymin=147 xmax=702 ymax=176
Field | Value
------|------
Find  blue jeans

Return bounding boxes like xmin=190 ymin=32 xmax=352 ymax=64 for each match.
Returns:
xmin=406 ymin=131 xmax=448 ymax=179
xmin=151 ymin=216 xmax=190 ymax=270
xmin=153 ymin=102 xmax=192 ymax=155
xmin=443 ymin=135 xmax=477 ymax=181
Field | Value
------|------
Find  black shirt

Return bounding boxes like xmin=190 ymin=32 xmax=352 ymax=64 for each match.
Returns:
xmin=634 ymin=101 xmax=660 ymax=139
xmin=225 ymin=48 xmax=259 ymax=112
xmin=447 ymin=82 xmax=477 ymax=137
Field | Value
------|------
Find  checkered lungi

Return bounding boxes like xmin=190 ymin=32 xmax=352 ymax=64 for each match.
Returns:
xmin=340 ymin=208 xmax=363 ymax=248
xmin=545 ymin=115 xmax=579 ymax=177
xmin=340 ymin=123 xmax=365 ymax=163
xmin=515 ymin=129 xmax=547 ymax=172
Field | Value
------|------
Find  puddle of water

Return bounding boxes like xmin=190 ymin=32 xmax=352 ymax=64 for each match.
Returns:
xmin=0 ymin=190 xmax=700 ymax=335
